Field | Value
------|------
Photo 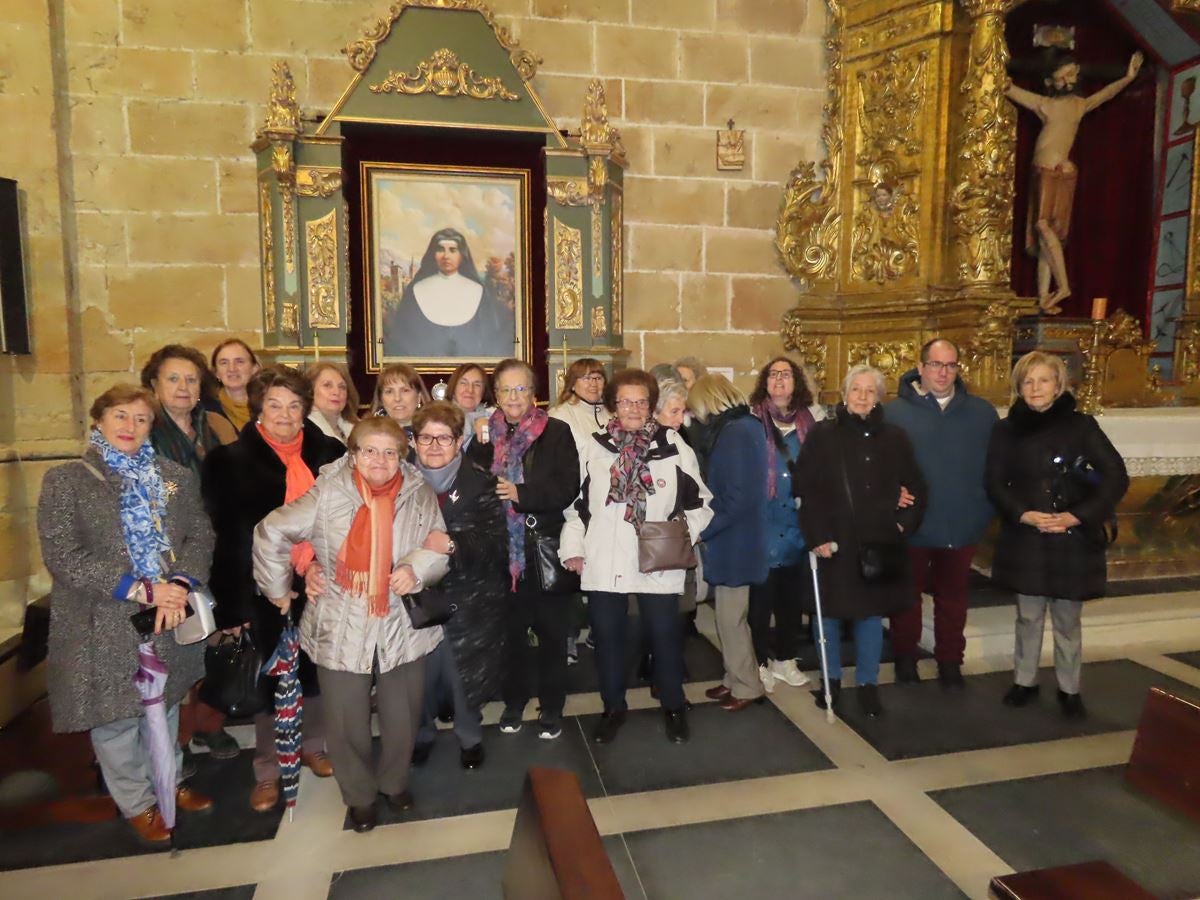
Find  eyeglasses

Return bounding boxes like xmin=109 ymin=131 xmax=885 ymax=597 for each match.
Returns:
xmin=767 ymin=370 xmax=793 ymax=381
xmin=414 ymin=434 xmax=456 ymax=447
xmin=496 ymin=385 xmax=530 ymax=397
xmin=578 ymin=373 xmax=605 ymax=384
xmin=923 ymin=361 xmax=960 ymax=372
xmin=616 ymin=399 xmax=650 ymax=410
xmin=356 ymin=447 xmax=400 ymax=461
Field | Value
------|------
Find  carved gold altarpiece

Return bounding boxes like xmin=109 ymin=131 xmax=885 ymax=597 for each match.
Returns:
xmin=777 ymin=0 xmax=1033 ymax=403
xmin=251 ymin=0 xmax=627 ymax=388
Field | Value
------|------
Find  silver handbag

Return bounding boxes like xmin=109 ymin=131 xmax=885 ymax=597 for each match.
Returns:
xmin=174 ymin=584 xmax=218 ymax=646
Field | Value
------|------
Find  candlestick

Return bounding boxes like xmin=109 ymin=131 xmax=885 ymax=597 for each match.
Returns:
xmin=1091 ymin=297 xmax=1108 ymax=320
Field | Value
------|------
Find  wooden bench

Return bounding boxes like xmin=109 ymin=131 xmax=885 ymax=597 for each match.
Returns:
xmin=1125 ymin=686 xmax=1200 ymax=823
xmin=989 ymin=860 xmax=1155 ymax=899
xmin=503 ymin=767 xmax=624 ymax=900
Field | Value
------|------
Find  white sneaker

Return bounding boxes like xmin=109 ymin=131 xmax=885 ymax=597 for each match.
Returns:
xmin=758 ymin=664 xmax=776 ymax=693
xmin=770 ymin=658 xmax=810 ymax=688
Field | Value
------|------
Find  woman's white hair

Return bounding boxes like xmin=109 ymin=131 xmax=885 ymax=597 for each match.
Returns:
xmin=841 ymin=364 xmax=887 ymax=401
xmin=655 ymin=379 xmax=688 ymax=414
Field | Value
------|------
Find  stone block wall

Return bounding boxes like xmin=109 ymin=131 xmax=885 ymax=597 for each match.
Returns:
xmin=0 ymin=0 xmax=826 ymax=622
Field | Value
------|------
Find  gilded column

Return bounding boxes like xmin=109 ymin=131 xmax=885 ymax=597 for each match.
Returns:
xmin=950 ymin=0 xmax=1016 ymax=287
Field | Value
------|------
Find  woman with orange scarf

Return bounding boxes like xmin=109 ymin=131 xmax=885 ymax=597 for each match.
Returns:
xmin=203 ymin=367 xmax=346 ymax=812
xmin=252 ymin=417 xmax=449 ymax=832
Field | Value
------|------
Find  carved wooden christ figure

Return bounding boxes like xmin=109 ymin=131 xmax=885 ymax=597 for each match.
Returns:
xmin=1006 ymin=51 xmax=1143 ymax=315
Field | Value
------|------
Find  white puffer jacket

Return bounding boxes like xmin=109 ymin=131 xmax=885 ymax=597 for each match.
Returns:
xmin=560 ymin=427 xmax=713 ymax=595
xmin=253 ymin=456 xmax=449 ymax=674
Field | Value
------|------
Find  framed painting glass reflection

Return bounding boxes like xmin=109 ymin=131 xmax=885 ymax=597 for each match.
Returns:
xmin=363 ymin=162 xmax=529 ymax=370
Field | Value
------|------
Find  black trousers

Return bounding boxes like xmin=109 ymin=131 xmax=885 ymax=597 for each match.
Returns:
xmin=748 ymin=565 xmax=809 ymax=665
xmin=590 ymin=592 xmax=686 ymax=713
xmin=502 ymin=575 xmax=569 ymax=719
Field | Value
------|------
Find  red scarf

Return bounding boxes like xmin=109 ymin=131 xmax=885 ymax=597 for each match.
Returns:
xmin=335 ymin=468 xmax=404 ymax=618
xmin=257 ymin=424 xmax=317 ymax=574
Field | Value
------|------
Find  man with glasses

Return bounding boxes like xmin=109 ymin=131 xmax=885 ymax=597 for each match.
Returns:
xmin=883 ymin=339 xmax=998 ymax=686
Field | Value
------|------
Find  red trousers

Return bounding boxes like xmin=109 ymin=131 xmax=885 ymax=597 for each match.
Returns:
xmin=889 ymin=545 xmax=977 ymax=664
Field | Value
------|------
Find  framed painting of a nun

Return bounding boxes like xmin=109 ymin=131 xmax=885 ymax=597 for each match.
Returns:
xmin=363 ymin=162 xmax=529 ymax=370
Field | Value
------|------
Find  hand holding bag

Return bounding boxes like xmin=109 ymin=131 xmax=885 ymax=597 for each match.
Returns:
xmin=199 ymin=630 xmax=265 ymax=718
xmin=400 ymin=590 xmax=455 ymax=629
xmin=637 ymin=518 xmax=697 ymax=574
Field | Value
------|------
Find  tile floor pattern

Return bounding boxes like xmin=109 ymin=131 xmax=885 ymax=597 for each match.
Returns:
xmin=2 ymin=606 xmax=1200 ymax=900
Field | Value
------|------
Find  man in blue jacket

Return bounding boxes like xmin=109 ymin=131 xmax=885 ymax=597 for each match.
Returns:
xmin=884 ymin=339 xmax=998 ymax=685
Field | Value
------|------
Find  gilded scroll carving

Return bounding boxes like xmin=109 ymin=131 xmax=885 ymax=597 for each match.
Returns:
xmin=855 ymin=50 xmax=929 ymax=165
xmin=950 ymin=2 xmax=1016 ymax=284
xmin=546 ymin=178 xmax=590 ymax=207
xmin=343 ymin=1 xmax=541 ymax=81
xmin=553 ymin=218 xmax=583 ymax=330
xmin=961 ymin=301 xmax=1017 ymax=396
xmin=272 ymin=144 xmax=297 ymax=276
xmin=305 ymin=209 xmax=340 ymax=329
xmin=368 ymin=48 xmax=519 ymax=101
xmin=581 ymin=80 xmax=627 ymax=165
xmin=259 ymin=62 xmax=301 ymax=138
xmin=850 ymin=183 xmax=920 ymax=284
xmin=259 ymin=181 xmax=276 ymax=327
xmin=847 ymin=340 xmax=916 ymax=382
xmin=776 ymin=0 xmax=843 ymax=287
xmin=296 ymin=167 xmax=343 ymax=198
xmin=781 ymin=310 xmax=828 ymax=389
xmin=591 ymin=306 xmax=607 ymax=340
xmin=611 ymin=190 xmax=623 ymax=335
xmin=281 ymin=302 xmax=300 ymax=338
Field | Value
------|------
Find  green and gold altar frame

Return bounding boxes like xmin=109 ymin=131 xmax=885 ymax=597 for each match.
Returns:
xmin=361 ymin=162 xmax=531 ymax=371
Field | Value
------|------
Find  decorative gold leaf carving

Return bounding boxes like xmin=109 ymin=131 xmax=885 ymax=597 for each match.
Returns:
xmin=611 ymin=190 xmax=623 ymax=335
xmin=343 ymin=1 xmax=541 ymax=80
xmin=281 ymin=302 xmax=300 ymax=338
xmin=591 ymin=202 xmax=603 ymax=284
xmin=590 ymin=306 xmax=607 ymax=340
xmin=1175 ymin=316 xmax=1200 ymax=385
xmin=368 ymin=48 xmax=519 ymax=101
xmin=305 ymin=209 xmax=340 ymax=329
xmin=846 ymin=340 xmax=916 ymax=383
xmin=271 ymin=144 xmax=297 ymax=275
xmin=553 ymin=218 xmax=583 ymax=330
xmin=776 ymin=0 xmax=843 ymax=287
xmin=850 ymin=183 xmax=919 ymax=284
xmin=259 ymin=181 xmax=276 ymax=328
xmin=950 ymin=3 xmax=1016 ymax=284
xmin=961 ymin=301 xmax=1017 ymax=396
xmin=259 ymin=62 xmax=301 ymax=138
xmin=780 ymin=310 xmax=828 ymax=389
xmin=546 ymin=178 xmax=590 ymax=207
xmin=581 ymin=80 xmax=626 ymax=165
xmin=855 ymin=50 xmax=928 ymax=165
xmin=296 ymin=167 xmax=343 ymax=198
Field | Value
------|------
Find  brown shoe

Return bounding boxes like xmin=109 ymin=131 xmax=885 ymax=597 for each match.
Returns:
xmin=250 ymin=780 xmax=280 ymax=813
xmin=175 ymin=785 xmax=213 ymax=813
xmin=719 ymin=694 xmax=766 ymax=712
xmin=704 ymin=684 xmax=732 ymax=701
xmin=127 ymin=806 xmax=170 ymax=844
xmin=301 ymin=751 xmax=334 ymax=778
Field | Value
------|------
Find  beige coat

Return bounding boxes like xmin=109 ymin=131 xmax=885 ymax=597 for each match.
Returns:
xmin=253 ymin=456 xmax=449 ymax=674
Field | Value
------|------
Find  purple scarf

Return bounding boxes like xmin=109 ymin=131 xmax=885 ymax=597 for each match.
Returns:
xmin=605 ymin=418 xmax=659 ymax=533
xmin=754 ymin=402 xmax=815 ymax=498
xmin=489 ymin=406 xmax=549 ymax=591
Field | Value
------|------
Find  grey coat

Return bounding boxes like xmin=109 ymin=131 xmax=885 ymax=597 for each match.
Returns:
xmin=37 ymin=449 xmax=214 ymax=733
xmin=253 ymin=456 xmax=450 ymax=675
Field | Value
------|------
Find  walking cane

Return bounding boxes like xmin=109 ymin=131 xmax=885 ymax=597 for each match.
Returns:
xmin=808 ymin=547 xmax=837 ymax=724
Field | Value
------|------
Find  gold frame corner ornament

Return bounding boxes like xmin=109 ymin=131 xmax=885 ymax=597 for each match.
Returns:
xmin=305 ymin=209 xmax=341 ymax=329
xmin=343 ymin=0 xmax=541 ymax=81
xmin=368 ymin=48 xmax=520 ymax=101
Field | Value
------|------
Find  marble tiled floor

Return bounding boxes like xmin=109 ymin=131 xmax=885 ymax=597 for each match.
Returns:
xmin=3 ymin=599 xmax=1200 ymax=900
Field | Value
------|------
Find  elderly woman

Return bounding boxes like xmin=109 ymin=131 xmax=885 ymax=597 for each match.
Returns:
xmin=447 ymin=362 xmax=493 ymax=445
xmin=688 ymin=374 xmax=770 ymax=712
xmin=468 ymin=358 xmax=580 ymax=740
xmin=986 ymin=352 xmax=1128 ymax=718
xmin=796 ymin=365 xmax=926 ymax=719
xmin=373 ymin=362 xmax=431 ymax=444
xmin=306 ymin=361 xmax=359 ymax=443
xmin=655 ymin=379 xmax=689 ymax=433
xmin=549 ymin=358 xmax=612 ymax=448
xmin=674 ymin=357 xmax=707 ymax=392
xmin=561 ymin=370 xmax=712 ymax=744
xmin=399 ymin=402 xmax=508 ymax=770
xmin=141 ymin=345 xmax=238 ymax=763
xmin=203 ymin=367 xmax=345 ymax=812
xmin=142 ymin=344 xmax=237 ymax=473
xmin=254 ymin=417 xmax=449 ymax=832
xmin=210 ymin=338 xmax=261 ymax=431
xmin=37 ymin=384 xmax=215 ymax=845
xmin=747 ymin=357 xmax=823 ymax=693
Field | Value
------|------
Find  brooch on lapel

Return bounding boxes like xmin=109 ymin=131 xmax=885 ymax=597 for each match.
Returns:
xmin=656 ymin=479 xmax=667 ymax=488
xmin=449 ymin=490 xmax=460 ymax=504
xmin=163 ymin=480 xmax=178 ymax=499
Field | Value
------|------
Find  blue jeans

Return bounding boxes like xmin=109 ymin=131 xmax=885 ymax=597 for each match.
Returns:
xmin=417 ymin=641 xmax=483 ymax=750
xmin=813 ymin=617 xmax=883 ymax=685
xmin=589 ymin=592 xmax=686 ymax=712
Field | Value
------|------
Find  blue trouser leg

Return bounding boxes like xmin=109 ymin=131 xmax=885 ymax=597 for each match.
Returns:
xmin=589 ymin=591 xmax=630 ymax=712
xmin=815 ymin=617 xmax=843 ymax=680
xmin=637 ymin=593 xmax=686 ymax=711
xmin=853 ymin=617 xmax=883 ymax=685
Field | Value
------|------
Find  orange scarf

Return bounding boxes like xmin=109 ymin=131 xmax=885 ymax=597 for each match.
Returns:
xmin=256 ymin=423 xmax=317 ymax=574
xmin=335 ymin=468 xmax=404 ymax=618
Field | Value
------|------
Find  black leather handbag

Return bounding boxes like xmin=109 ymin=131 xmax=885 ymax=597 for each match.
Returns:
xmin=401 ymin=590 xmax=455 ymax=629
xmin=840 ymin=448 xmax=907 ymax=586
xmin=526 ymin=517 xmax=580 ymax=595
xmin=199 ymin=631 xmax=266 ymax=718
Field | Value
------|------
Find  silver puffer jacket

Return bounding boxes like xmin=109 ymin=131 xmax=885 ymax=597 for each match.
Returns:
xmin=253 ymin=456 xmax=449 ymax=674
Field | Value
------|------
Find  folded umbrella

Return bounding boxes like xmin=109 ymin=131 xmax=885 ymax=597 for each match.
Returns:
xmin=132 ymin=641 xmax=177 ymax=836
xmin=262 ymin=616 xmax=303 ymax=820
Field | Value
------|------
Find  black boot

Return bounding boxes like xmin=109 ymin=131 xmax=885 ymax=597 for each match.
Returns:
xmin=937 ymin=661 xmax=965 ymax=688
xmin=1057 ymin=689 xmax=1086 ymax=719
xmin=812 ymin=678 xmax=841 ymax=711
xmin=894 ymin=657 xmax=920 ymax=684
xmin=857 ymin=683 xmax=883 ymax=718
xmin=664 ymin=708 xmax=689 ymax=743
xmin=1002 ymin=683 xmax=1040 ymax=707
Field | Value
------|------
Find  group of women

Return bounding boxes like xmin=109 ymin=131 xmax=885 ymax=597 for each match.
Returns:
xmin=37 ymin=340 xmax=1126 ymax=844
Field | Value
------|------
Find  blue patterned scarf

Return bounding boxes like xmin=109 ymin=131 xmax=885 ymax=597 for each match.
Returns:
xmin=90 ymin=429 xmax=171 ymax=580
xmin=489 ymin=406 xmax=548 ymax=591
